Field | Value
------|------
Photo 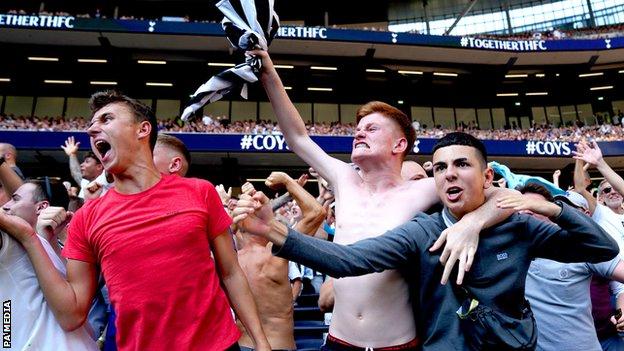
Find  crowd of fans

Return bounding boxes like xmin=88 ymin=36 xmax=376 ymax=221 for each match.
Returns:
xmin=476 ymin=23 xmax=624 ymax=41
xmin=2 ymin=111 xmax=624 ymax=142
xmin=3 ymin=72 xmax=624 ymax=351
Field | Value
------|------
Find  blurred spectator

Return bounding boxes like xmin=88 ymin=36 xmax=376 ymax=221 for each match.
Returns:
xmin=153 ymin=133 xmax=191 ymax=176
xmin=0 ymin=142 xmax=24 ymax=179
xmin=0 ymin=142 xmax=25 ymax=205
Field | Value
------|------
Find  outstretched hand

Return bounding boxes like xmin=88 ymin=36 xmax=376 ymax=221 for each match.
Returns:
xmin=216 ymin=184 xmax=232 ymax=205
xmin=429 ymin=218 xmax=479 ymax=285
xmin=61 ymin=136 xmax=80 ymax=156
xmin=573 ymin=140 xmax=604 ymax=170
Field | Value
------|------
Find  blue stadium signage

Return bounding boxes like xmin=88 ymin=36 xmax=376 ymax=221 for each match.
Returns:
xmin=276 ymin=26 xmax=327 ymax=39
xmin=3 ymin=131 xmax=624 ymax=157
xmin=0 ymin=14 xmax=74 ymax=29
xmin=1 ymin=15 xmax=623 ymax=52
xmin=459 ymin=37 xmax=547 ymax=51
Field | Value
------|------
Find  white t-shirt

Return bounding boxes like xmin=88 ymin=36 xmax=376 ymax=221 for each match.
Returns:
xmin=78 ymin=171 xmax=113 ymax=199
xmin=288 ymin=261 xmax=303 ymax=281
xmin=0 ymin=232 xmax=97 ymax=351
xmin=592 ymin=203 xmax=624 ymax=252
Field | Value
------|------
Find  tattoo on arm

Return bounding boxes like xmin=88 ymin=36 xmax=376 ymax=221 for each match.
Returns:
xmin=68 ymin=155 xmax=82 ymax=185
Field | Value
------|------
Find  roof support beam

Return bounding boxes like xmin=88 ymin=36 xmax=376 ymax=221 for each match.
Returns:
xmin=444 ymin=0 xmax=479 ymax=35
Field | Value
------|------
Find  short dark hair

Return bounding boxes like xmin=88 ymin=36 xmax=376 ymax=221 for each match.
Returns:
xmin=516 ymin=182 xmax=554 ymax=202
xmin=89 ymin=90 xmax=158 ymax=150
xmin=432 ymin=132 xmax=487 ymax=167
xmin=27 ymin=177 xmax=70 ymax=210
xmin=356 ymin=101 xmax=415 ymax=158
xmin=84 ymin=152 xmax=102 ymax=164
xmin=156 ymin=133 xmax=191 ymax=165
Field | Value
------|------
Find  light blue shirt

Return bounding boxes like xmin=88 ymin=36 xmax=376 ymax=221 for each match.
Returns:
xmin=525 ymin=256 xmax=622 ymax=351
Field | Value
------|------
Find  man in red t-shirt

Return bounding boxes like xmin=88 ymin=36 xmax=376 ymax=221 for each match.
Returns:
xmin=2 ymin=91 xmax=270 ymax=351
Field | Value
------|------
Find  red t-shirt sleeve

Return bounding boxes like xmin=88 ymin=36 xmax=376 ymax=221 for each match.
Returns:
xmin=202 ymin=181 xmax=233 ymax=240
xmin=62 ymin=207 xmax=97 ymax=263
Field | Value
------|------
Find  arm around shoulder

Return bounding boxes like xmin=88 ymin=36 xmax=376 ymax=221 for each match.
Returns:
xmin=531 ymin=202 xmax=619 ymax=263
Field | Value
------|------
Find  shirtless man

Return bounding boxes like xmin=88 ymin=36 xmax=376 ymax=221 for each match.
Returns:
xmin=236 ymin=172 xmax=325 ymax=350
xmin=254 ymin=49 xmax=510 ymax=349
xmin=319 ymin=160 xmax=428 ymax=312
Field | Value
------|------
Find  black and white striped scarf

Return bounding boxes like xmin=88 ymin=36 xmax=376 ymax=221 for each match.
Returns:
xmin=181 ymin=0 xmax=279 ymax=121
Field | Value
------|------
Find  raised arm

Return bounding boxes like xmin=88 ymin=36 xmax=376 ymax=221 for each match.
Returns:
xmin=266 ymin=172 xmax=325 ymax=235
xmin=271 ymin=173 xmax=310 ymax=212
xmin=552 ymin=169 xmax=561 ymax=189
xmin=573 ymin=158 xmax=597 ymax=214
xmin=61 ymin=136 xmax=83 ymax=185
xmin=271 ymin=192 xmax=293 ymax=211
xmin=575 ymin=140 xmax=624 ymax=196
xmin=253 ymin=50 xmax=348 ymax=183
xmin=0 ymin=212 xmax=97 ymax=331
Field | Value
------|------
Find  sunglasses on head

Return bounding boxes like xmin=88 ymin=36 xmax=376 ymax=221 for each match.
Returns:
xmin=34 ymin=176 xmax=58 ymax=205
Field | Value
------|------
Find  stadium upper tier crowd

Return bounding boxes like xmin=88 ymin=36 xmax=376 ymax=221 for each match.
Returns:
xmin=6 ymin=8 xmax=624 ymax=40
xmin=2 ymin=111 xmax=624 ymax=141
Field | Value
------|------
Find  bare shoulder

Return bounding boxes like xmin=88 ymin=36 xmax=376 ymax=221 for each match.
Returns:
xmin=403 ymin=177 xmax=439 ymax=210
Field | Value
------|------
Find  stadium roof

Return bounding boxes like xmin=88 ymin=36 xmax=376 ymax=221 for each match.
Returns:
xmin=0 ymin=0 xmax=566 ymax=26
xmin=409 ymin=0 xmax=563 ymax=19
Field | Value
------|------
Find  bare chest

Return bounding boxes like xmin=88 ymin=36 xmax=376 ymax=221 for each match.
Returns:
xmin=334 ymin=185 xmax=423 ymax=243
